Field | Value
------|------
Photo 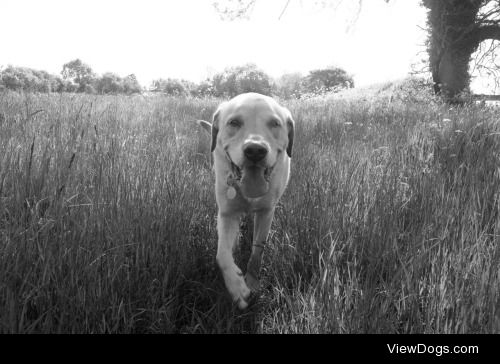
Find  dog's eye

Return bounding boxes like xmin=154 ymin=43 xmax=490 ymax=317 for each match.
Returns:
xmin=228 ymin=119 xmax=242 ymax=128
xmin=268 ymin=119 xmax=281 ymax=128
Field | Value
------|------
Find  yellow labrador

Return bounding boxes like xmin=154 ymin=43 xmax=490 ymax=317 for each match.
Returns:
xmin=198 ymin=93 xmax=294 ymax=309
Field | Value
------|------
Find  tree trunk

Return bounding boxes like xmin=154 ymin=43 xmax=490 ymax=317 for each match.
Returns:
xmin=432 ymin=44 xmax=474 ymax=102
xmin=425 ymin=0 xmax=484 ymax=103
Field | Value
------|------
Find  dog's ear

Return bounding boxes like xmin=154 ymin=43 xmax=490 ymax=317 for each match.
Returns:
xmin=197 ymin=120 xmax=212 ymax=134
xmin=210 ymin=105 xmax=224 ymax=153
xmin=284 ymin=109 xmax=295 ymax=158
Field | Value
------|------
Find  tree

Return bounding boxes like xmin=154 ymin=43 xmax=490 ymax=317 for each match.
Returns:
xmin=275 ymin=72 xmax=304 ymax=98
xmin=212 ymin=0 xmax=257 ymax=20
xmin=423 ymin=0 xmax=500 ymax=101
xmin=0 ymin=66 xmax=65 ymax=93
xmin=53 ymin=77 xmax=69 ymax=93
xmin=235 ymin=65 xmax=273 ymax=95
xmin=150 ymin=78 xmax=190 ymax=96
xmin=61 ymin=59 xmax=96 ymax=92
xmin=193 ymin=79 xmax=216 ymax=97
xmin=122 ymin=74 xmax=142 ymax=94
xmin=302 ymin=67 xmax=354 ymax=94
xmin=0 ymin=63 xmax=142 ymax=94
xmin=1 ymin=68 xmax=23 ymax=91
xmin=211 ymin=0 xmax=365 ymax=22
xmin=211 ymin=63 xmax=272 ymax=97
xmin=212 ymin=0 xmax=500 ymax=102
xmin=96 ymin=72 xmax=124 ymax=94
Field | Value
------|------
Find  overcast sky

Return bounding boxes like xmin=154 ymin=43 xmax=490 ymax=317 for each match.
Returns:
xmin=0 ymin=0 xmax=488 ymax=92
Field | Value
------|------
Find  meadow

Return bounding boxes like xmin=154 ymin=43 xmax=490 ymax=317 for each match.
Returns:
xmin=0 ymin=85 xmax=499 ymax=333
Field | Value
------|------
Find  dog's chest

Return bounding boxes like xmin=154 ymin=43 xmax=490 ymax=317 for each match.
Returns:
xmin=245 ymin=196 xmax=266 ymax=212
xmin=225 ymin=188 xmax=270 ymax=213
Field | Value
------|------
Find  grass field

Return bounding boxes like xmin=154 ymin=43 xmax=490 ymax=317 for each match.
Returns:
xmin=0 ymin=88 xmax=499 ymax=333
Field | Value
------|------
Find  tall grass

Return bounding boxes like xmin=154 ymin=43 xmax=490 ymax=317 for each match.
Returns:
xmin=0 ymin=90 xmax=499 ymax=333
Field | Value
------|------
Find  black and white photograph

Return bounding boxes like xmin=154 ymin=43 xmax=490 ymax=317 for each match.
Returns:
xmin=0 ymin=0 xmax=499 ymax=346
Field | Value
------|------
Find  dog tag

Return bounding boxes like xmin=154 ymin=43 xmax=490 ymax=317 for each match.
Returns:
xmin=227 ymin=186 xmax=237 ymax=199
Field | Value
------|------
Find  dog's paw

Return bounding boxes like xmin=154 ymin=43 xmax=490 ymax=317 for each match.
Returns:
xmin=222 ymin=267 xmax=251 ymax=309
xmin=232 ymin=279 xmax=251 ymax=310
xmin=245 ymin=272 xmax=260 ymax=292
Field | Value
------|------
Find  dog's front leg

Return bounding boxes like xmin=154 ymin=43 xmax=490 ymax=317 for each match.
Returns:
xmin=245 ymin=208 xmax=275 ymax=292
xmin=216 ymin=212 xmax=251 ymax=309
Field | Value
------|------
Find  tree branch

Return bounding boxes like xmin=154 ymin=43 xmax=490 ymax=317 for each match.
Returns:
xmin=476 ymin=24 xmax=500 ymax=42
xmin=278 ymin=0 xmax=291 ymax=20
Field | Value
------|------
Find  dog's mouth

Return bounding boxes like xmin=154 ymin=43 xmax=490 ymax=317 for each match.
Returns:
xmin=229 ymin=160 xmax=274 ymax=183
xmin=227 ymin=155 xmax=275 ymax=198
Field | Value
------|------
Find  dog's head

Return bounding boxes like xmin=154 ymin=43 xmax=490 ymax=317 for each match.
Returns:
xmin=200 ymin=93 xmax=294 ymax=198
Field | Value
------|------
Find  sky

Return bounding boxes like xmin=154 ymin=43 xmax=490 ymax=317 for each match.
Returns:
xmin=0 ymin=0 xmax=486 ymax=92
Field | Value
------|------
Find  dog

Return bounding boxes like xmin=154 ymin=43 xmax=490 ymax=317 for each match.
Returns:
xmin=198 ymin=92 xmax=294 ymax=309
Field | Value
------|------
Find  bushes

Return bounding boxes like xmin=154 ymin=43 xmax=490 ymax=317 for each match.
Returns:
xmin=1 ymin=61 xmax=356 ymax=99
xmin=0 ymin=64 xmax=142 ymax=95
xmin=149 ymin=64 xmax=355 ymax=99
xmin=150 ymin=64 xmax=273 ymax=98
xmin=211 ymin=63 xmax=273 ymax=97
xmin=95 ymin=73 xmax=141 ymax=95
xmin=150 ymin=78 xmax=192 ymax=96
xmin=302 ymin=67 xmax=354 ymax=94
xmin=0 ymin=66 xmax=64 ymax=93
xmin=274 ymin=67 xmax=354 ymax=99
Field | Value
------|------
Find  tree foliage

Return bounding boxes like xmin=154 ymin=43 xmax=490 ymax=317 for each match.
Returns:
xmin=212 ymin=0 xmax=257 ymax=20
xmin=1 ymin=59 xmax=352 ymax=99
xmin=61 ymin=59 xmax=96 ymax=92
xmin=96 ymin=73 xmax=142 ymax=94
xmin=274 ymin=67 xmax=354 ymax=98
xmin=275 ymin=72 xmax=304 ymax=99
xmin=0 ymin=66 xmax=68 ymax=93
xmin=0 ymin=61 xmax=141 ymax=95
xmin=302 ymin=67 xmax=354 ymax=94
xmin=122 ymin=74 xmax=142 ymax=94
xmin=211 ymin=63 xmax=273 ymax=97
xmin=150 ymin=78 xmax=193 ymax=96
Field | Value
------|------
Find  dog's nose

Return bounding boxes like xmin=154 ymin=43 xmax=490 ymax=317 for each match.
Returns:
xmin=244 ymin=143 xmax=268 ymax=162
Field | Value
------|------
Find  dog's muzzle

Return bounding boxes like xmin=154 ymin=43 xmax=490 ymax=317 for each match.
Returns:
xmin=225 ymin=147 xmax=276 ymax=199
xmin=242 ymin=141 xmax=274 ymax=181
xmin=243 ymin=143 xmax=268 ymax=163
xmin=225 ymin=152 xmax=275 ymax=184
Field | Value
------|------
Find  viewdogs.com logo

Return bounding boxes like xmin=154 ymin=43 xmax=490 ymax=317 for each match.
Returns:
xmin=387 ymin=344 xmax=479 ymax=357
